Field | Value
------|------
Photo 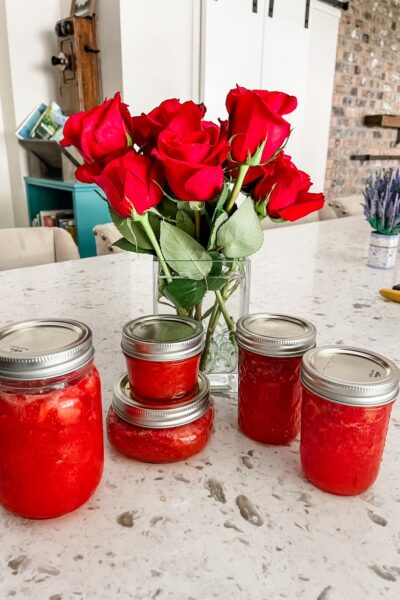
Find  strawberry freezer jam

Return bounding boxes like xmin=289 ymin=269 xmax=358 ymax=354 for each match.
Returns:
xmin=300 ymin=387 xmax=393 ymax=495
xmin=0 ymin=364 xmax=104 ymax=518
xmin=238 ymin=349 xmax=303 ymax=444
xmin=300 ymin=345 xmax=399 ymax=496
xmin=236 ymin=313 xmax=317 ymax=445
xmin=107 ymin=372 xmax=213 ymax=463
xmin=122 ymin=315 xmax=204 ymax=402
xmin=0 ymin=318 xmax=103 ymax=519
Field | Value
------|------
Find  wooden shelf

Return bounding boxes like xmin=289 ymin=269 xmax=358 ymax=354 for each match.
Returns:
xmin=364 ymin=115 xmax=400 ymax=128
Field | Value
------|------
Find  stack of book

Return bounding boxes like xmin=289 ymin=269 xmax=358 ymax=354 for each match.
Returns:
xmin=32 ymin=210 xmax=76 ymax=241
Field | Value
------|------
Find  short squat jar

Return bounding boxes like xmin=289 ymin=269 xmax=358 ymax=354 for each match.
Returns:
xmin=237 ymin=313 xmax=316 ymax=445
xmin=0 ymin=319 xmax=104 ymax=519
xmin=107 ymin=372 xmax=214 ymax=463
xmin=301 ymin=346 xmax=399 ymax=496
xmin=122 ymin=315 xmax=204 ymax=401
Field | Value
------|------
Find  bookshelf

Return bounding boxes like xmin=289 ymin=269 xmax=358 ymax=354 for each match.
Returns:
xmin=25 ymin=177 xmax=110 ymax=258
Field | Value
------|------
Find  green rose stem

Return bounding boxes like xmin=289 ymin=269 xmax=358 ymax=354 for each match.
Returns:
xmin=224 ymin=164 xmax=250 ymax=214
xmin=194 ymin=211 xmax=201 ymax=241
xmin=138 ymin=212 xmax=173 ymax=285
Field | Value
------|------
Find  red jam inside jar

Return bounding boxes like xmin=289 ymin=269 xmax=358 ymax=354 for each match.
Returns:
xmin=122 ymin=315 xmax=204 ymax=401
xmin=301 ymin=346 xmax=399 ymax=496
xmin=0 ymin=319 xmax=104 ymax=519
xmin=107 ymin=372 xmax=214 ymax=463
xmin=237 ymin=313 xmax=316 ymax=445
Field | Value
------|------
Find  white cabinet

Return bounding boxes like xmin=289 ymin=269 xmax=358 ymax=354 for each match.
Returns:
xmin=201 ymin=0 xmax=266 ymax=121
xmin=200 ymin=0 xmax=341 ymax=190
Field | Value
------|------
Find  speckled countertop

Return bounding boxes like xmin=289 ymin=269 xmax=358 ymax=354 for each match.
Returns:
xmin=0 ymin=216 xmax=399 ymax=600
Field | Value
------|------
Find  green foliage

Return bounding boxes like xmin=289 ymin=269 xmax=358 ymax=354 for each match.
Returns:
xmin=176 ymin=211 xmax=195 ymax=237
xmin=109 ymin=208 xmax=153 ymax=249
xmin=160 ymin=221 xmax=212 ymax=280
xmin=164 ymin=278 xmax=207 ymax=310
xmin=216 ymin=197 xmax=264 ymax=258
xmin=112 ymin=238 xmax=155 ymax=254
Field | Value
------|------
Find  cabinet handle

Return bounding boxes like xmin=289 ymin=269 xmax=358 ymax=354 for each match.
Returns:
xmin=268 ymin=0 xmax=274 ymax=18
xmin=252 ymin=0 xmax=258 ymax=13
xmin=304 ymin=0 xmax=311 ymax=28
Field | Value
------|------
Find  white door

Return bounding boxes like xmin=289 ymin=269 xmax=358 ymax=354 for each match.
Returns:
xmin=200 ymin=0 xmax=266 ymax=122
xmin=261 ymin=0 xmax=311 ymax=164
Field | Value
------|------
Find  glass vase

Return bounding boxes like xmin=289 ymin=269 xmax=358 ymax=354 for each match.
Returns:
xmin=153 ymin=258 xmax=251 ymax=392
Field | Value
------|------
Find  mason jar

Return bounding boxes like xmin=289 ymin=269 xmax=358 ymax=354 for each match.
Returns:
xmin=237 ymin=313 xmax=317 ymax=445
xmin=122 ymin=315 xmax=204 ymax=401
xmin=301 ymin=346 xmax=399 ymax=495
xmin=107 ymin=372 xmax=214 ymax=463
xmin=0 ymin=319 xmax=104 ymax=519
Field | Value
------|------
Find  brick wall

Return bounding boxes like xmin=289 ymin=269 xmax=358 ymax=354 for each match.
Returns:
xmin=324 ymin=0 xmax=400 ymax=201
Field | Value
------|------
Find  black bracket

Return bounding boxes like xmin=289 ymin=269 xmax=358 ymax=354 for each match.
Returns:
xmin=318 ymin=0 xmax=349 ymax=10
xmin=252 ymin=0 xmax=258 ymax=13
xmin=268 ymin=0 xmax=274 ymax=18
xmin=305 ymin=0 xmax=311 ymax=27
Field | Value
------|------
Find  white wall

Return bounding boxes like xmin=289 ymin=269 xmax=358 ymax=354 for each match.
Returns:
xmin=1 ymin=0 xmax=61 ymax=227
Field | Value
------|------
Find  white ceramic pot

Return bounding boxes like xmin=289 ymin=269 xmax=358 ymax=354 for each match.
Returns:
xmin=367 ymin=231 xmax=399 ymax=269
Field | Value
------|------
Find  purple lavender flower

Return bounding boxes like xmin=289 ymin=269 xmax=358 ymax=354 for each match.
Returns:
xmin=363 ymin=169 xmax=400 ymax=235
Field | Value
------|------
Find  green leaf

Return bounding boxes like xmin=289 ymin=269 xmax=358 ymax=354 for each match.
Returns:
xmin=214 ymin=180 xmax=231 ymax=216
xmin=216 ymin=197 xmax=264 ymax=258
xmin=112 ymin=238 xmax=155 ymax=255
xmin=206 ymin=251 xmax=225 ymax=291
xmin=109 ymin=208 xmax=153 ymax=250
xmin=156 ymin=197 xmax=178 ymax=220
xmin=176 ymin=211 xmax=195 ymax=237
xmin=163 ymin=279 xmax=206 ymax=310
xmin=208 ymin=210 xmax=228 ymax=250
xmin=160 ymin=221 xmax=212 ymax=280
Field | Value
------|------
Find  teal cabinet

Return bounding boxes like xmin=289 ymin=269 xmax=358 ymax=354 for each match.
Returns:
xmin=25 ymin=177 xmax=110 ymax=258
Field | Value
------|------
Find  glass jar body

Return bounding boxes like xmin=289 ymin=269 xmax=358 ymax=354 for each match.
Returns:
xmin=238 ymin=347 xmax=302 ymax=444
xmin=125 ymin=353 xmax=201 ymax=401
xmin=107 ymin=403 xmax=214 ymax=463
xmin=0 ymin=363 xmax=104 ymax=518
xmin=300 ymin=386 xmax=393 ymax=495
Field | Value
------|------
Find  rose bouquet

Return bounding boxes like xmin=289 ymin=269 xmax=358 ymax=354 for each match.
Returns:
xmin=61 ymin=86 xmax=324 ymax=380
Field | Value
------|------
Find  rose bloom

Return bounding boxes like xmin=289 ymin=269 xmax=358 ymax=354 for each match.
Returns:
xmin=226 ymin=85 xmax=297 ymax=164
xmin=154 ymin=104 xmax=230 ymax=202
xmin=251 ymin=153 xmax=325 ymax=221
xmin=61 ymin=92 xmax=132 ymax=163
xmin=92 ymin=151 xmax=164 ymax=217
xmin=132 ymin=98 xmax=206 ymax=151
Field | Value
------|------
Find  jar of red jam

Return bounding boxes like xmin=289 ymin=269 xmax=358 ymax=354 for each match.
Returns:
xmin=301 ymin=346 xmax=399 ymax=496
xmin=237 ymin=313 xmax=316 ymax=445
xmin=0 ymin=319 xmax=104 ymax=519
xmin=107 ymin=372 xmax=214 ymax=463
xmin=122 ymin=315 xmax=204 ymax=401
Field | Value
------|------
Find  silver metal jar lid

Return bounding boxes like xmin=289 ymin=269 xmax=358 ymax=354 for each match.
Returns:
xmin=121 ymin=315 xmax=205 ymax=362
xmin=112 ymin=372 xmax=212 ymax=429
xmin=0 ymin=319 xmax=94 ymax=380
xmin=301 ymin=346 xmax=400 ymax=407
xmin=236 ymin=313 xmax=316 ymax=357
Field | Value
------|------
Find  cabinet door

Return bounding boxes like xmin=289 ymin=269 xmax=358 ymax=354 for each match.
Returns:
xmin=201 ymin=0 xmax=265 ymax=121
xmin=300 ymin=1 xmax=341 ymax=191
xmin=261 ymin=0 xmax=311 ymax=163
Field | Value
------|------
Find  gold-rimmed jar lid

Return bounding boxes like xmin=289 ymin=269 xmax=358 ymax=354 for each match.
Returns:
xmin=236 ymin=313 xmax=316 ymax=357
xmin=121 ymin=315 xmax=204 ymax=362
xmin=112 ymin=372 xmax=211 ymax=428
xmin=0 ymin=319 xmax=94 ymax=380
xmin=301 ymin=346 xmax=400 ymax=407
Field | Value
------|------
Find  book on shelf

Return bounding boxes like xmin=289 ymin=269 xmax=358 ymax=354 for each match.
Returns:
xmin=16 ymin=101 xmax=67 ymax=141
xmin=35 ymin=209 xmax=74 ymax=227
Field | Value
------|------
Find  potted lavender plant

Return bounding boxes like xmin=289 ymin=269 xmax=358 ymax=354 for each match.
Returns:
xmin=364 ymin=169 xmax=400 ymax=269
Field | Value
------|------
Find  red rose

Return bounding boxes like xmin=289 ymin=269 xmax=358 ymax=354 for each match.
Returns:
xmin=61 ymin=92 xmax=132 ymax=163
xmin=154 ymin=106 xmax=230 ymax=202
xmin=91 ymin=151 xmax=164 ymax=217
xmin=226 ymin=85 xmax=297 ymax=164
xmin=132 ymin=99 xmax=206 ymax=151
xmin=251 ymin=153 xmax=325 ymax=221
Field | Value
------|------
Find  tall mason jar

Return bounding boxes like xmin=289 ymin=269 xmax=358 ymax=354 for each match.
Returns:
xmin=0 ymin=319 xmax=104 ymax=519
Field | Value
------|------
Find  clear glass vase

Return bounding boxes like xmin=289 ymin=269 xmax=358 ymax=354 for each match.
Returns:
xmin=153 ymin=258 xmax=251 ymax=392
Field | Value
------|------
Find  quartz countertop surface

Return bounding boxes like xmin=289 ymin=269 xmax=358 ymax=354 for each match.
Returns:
xmin=0 ymin=216 xmax=399 ymax=600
